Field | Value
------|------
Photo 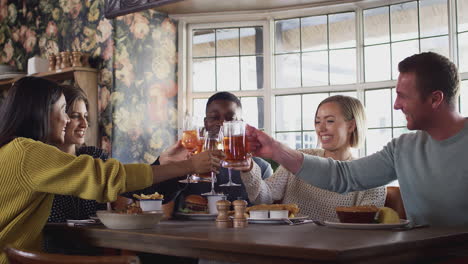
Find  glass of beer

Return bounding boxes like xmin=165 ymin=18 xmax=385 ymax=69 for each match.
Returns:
xmin=201 ymin=130 xmax=224 ymax=195
xmin=222 ymin=121 xmax=249 ymax=168
xmin=181 ymin=115 xmax=199 ymax=153
xmin=179 ymin=115 xmax=201 ymax=183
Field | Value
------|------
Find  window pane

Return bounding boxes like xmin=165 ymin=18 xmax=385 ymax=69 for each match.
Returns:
xmin=330 ymin=48 xmax=356 ymax=85
xmin=276 ymin=95 xmax=301 ymax=131
xmin=420 ymin=36 xmax=449 ymax=58
xmin=392 ymin=88 xmax=407 ymax=127
xmin=193 ymin=29 xmax=215 ymax=58
xmin=391 ymin=40 xmax=419 ymax=79
xmin=216 ymin=29 xmax=239 ymax=57
xmin=366 ymin=128 xmax=392 ymax=155
xmin=217 ymin=57 xmax=239 ymax=91
xmin=365 ymin=44 xmax=391 ymax=82
xmin=364 ymin=6 xmax=390 ymax=45
xmin=460 ymin=80 xmax=468 ymax=116
xmin=329 ymin=12 xmax=356 ymax=49
xmin=193 ymin=99 xmax=208 ymax=124
xmin=302 ymin=93 xmax=329 ymax=130
xmin=276 ymin=132 xmax=302 ymax=149
xmin=390 ymin=2 xmax=418 ymax=41
xmin=193 ymin=58 xmax=215 ymax=92
xmin=459 ymin=32 xmax=468 ymax=73
xmin=275 ymin=18 xmax=300 ymax=53
xmin=329 ymin=91 xmax=357 ymax=98
xmin=365 ymin=89 xmax=392 ymax=128
xmin=458 ymin=0 xmax=468 ymax=32
xmin=241 ymin=56 xmax=263 ymax=90
xmin=302 ymin=51 xmax=328 ymax=86
xmin=303 ymin=131 xmax=319 ymax=149
xmin=240 ymin=27 xmax=263 ymax=55
xmin=275 ymin=53 xmax=301 ymax=88
xmin=419 ymin=0 xmax=448 ymax=37
xmin=241 ymin=97 xmax=264 ymax=129
xmin=393 ymin=127 xmax=411 ymax=138
xmin=301 ymin=15 xmax=328 ymax=51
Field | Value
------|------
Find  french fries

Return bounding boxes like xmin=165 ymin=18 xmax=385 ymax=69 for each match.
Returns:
xmin=132 ymin=192 xmax=164 ymax=200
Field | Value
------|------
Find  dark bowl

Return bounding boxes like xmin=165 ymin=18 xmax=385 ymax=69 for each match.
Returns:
xmin=336 ymin=206 xmax=378 ymax=223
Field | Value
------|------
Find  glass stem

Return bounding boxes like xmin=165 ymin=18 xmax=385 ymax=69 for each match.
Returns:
xmin=211 ymin=172 xmax=215 ymax=193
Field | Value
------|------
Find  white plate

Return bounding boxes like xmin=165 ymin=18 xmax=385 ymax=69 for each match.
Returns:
xmin=323 ymin=219 xmax=410 ymax=229
xmin=0 ymin=73 xmax=26 ymax=80
xmin=175 ymin=212 xmax=217 ymax=221
xmin=96 ymin=210 xmax=164 ymax=230
xmin=248 ymin=215 xmax=309 ymax=224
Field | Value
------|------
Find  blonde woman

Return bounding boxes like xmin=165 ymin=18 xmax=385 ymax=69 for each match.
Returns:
xmin=238 ymin=95 xmax=386 ymax=221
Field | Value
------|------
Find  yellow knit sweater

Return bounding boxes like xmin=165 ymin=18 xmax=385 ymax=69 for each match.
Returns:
xmin=0 ymin=138 xmax=153 ymax=264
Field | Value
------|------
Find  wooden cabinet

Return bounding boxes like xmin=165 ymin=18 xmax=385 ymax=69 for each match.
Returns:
xmin=0 ymin=67 xmax=99 ymax=147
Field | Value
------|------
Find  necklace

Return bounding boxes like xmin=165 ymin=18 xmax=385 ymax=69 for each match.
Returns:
xmin=324 ymin=150 xmax=352 ymax=161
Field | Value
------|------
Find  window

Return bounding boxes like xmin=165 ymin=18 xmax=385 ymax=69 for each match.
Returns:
xmin=457 ymin=0 xmax=468 ymax=73
xmin=275 ymin=13 xmax=357 ymax=88
xmin=185 ymin=0 xmax=467 ymax=157
xmin=275 ymin=91 xmax=356 ymax=150
xmin=457 ymin=0 xmax=468 ymax=116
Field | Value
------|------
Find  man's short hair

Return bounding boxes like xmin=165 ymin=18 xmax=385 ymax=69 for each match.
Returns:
xmin=206 ymin=92 xmax=242 ymax=110
xmin=398 ymin=52 xmax=460 ymax=107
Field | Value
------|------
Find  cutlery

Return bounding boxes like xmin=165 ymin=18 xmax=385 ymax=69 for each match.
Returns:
xmin=395 ymin=224 xmax=429 ymax=231
xmin=283 ymin=218 xmax=322 ymax=226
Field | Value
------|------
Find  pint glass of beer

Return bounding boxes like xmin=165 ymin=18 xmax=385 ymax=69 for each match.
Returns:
xmin=222 ymin=121 xmax=249 ymax=167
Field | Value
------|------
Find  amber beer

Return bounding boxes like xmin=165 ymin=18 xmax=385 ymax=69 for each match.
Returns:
xmin=223 ymin=135 xmax=247 ymax=163
xmin=181 ymin=129 xmax=199 ymax=152
xmin=195 ymin=137 xmax=205 ymax=154
xmin=222 ymin=121 xmax=249 ymax=167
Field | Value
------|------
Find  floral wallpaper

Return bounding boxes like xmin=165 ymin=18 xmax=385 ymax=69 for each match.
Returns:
xmin=0 ymin=0 xmax=178 ymax=163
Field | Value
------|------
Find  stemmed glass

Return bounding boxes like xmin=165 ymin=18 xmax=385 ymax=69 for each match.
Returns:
xmin=180 ymin=114 xmax=201 ymax=183
xmin=201 ymin=130 xmax=224 ymax=195
xmin=219 ymin=121 xmax=246 ymax=187
xmin=219 ymin=168 xmax=241 ymax=187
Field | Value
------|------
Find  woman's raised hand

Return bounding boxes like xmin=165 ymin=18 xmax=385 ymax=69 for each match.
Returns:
xmin=189 ymin=150 xmax=225 ymax=174
xmin=159 ymin=140 xmax=189 ymax=165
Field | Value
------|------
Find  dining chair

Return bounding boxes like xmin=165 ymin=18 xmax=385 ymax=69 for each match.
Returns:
xmin=384 ymin=186 xmax=407 ymax=220
xmin=4 ymin=246 xmax=140 ymax=264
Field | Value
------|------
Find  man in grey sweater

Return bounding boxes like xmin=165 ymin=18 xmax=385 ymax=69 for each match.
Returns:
xmin=246 ymin=52 xmax=467 ymax=227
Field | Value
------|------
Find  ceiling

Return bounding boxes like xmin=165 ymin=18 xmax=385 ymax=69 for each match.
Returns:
xmin=154 ymin=0 xmax=360 ymax=15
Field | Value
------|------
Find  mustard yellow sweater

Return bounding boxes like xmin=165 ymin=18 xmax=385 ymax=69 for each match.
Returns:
xmin=0 ymin=138 xmax=153 ymax=264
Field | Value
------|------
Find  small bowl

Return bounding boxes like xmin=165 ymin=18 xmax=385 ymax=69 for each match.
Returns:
xmin=139 ymin=199 xmax=163 ymax=211
xmin=96 ymin=210 xmax=164 ymax=229
xmin=269 ymin=210 xmax=289 ymax=219
xmin=336 ymin=206 xmax=378 ymax=223
xmin=249 ymin=210 xmax=269 ymax=219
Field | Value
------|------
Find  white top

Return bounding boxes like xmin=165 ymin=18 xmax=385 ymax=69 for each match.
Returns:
xmin=240 ymin=149 xmax=387 ymax=222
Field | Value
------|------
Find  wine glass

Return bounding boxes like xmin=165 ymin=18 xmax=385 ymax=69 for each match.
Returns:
xmin=201 ymin=130 xmax=224 ymax=196
xmin=219 ymin=167 xmax=241 ymax=187
xmin=219 ymin=121 xmax=246 ymax=187
xmin=179 ymin=114 xmax=201 ymax=183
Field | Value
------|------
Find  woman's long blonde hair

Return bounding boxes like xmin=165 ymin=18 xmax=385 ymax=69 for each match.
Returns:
xmin=315 ymin=95 xmax=366 ymax=148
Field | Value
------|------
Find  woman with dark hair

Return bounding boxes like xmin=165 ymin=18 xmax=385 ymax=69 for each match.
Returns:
xmin=47 ymin=85 xmax=108 ymax=223
xmin=0 ymin=76 xmax=223 ymax=263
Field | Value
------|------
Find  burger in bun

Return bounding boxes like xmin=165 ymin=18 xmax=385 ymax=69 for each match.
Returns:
xmin=184 ymin=195 xmax=208 ymax=214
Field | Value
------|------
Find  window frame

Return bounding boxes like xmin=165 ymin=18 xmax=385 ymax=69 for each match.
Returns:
xmin=176 ymin=0 xmax=465 ymax=157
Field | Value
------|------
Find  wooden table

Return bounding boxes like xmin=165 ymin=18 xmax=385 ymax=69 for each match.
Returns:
xmin=44 ymin=220 xmax=468 ymax=264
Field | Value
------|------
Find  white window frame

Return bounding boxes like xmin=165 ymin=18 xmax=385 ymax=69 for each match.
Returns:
xmin=175 ymin=0 xmax=464 ymax=157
